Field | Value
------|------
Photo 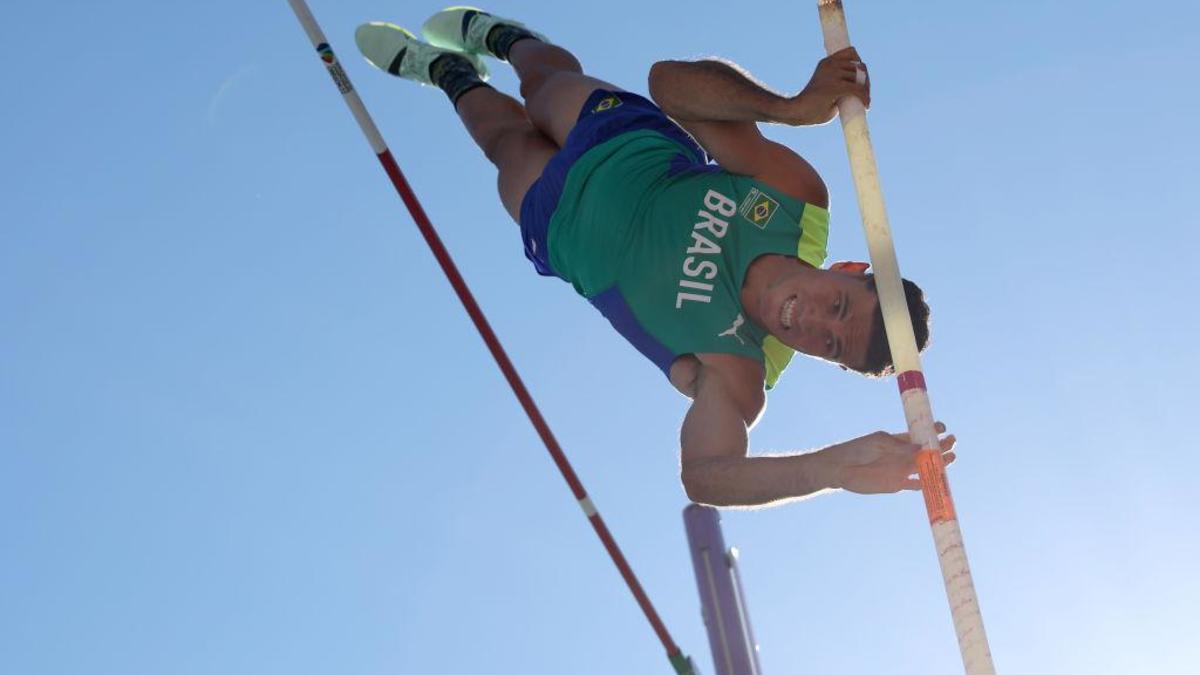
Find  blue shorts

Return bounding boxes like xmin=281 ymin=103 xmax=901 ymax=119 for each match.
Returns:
xmin=518 ymin=89 xmax=707 ymax=278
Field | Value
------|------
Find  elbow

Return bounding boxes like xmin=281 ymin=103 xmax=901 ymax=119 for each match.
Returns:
xmin=681 ymin=470 xmax=704 ymax=504
xmin=681 ymin=460 xmax=726 ymax=507
xmin=647 ymin=60 xmax=679 ymax=104
xmin=648 ymin=60 xmax=669 ymax=86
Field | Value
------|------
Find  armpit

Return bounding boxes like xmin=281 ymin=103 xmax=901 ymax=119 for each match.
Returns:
xmin=669 ymin=354 xmax=701 ymax=398
xmin=694 ymin=353 xmax=767 ymax=426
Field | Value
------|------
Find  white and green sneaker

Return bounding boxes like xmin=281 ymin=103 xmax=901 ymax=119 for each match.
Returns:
xmin=421 ymin=6 xmax=548 ymax=56
xmin=354 ymin=21 xmax=488 ymax=85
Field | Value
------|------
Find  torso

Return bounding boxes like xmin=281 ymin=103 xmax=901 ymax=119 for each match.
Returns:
xmin=546 ymin=129 xmax=829 ymax=391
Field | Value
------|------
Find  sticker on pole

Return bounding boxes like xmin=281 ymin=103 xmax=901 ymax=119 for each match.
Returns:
xmin=917 ymin=450 xmax=956 ymax=523
xmin=316 ymin=43 xmax=354 ymax=95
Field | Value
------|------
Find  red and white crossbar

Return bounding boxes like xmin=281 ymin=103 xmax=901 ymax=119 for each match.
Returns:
xmin=285 ymin=2 xmax=695 ymax=673
xmin=816 ymin=2 xmax=997 ymax=673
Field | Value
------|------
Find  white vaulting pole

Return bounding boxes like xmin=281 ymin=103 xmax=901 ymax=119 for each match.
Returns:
xmin=815 ymin=2 xmax=997 ymax=673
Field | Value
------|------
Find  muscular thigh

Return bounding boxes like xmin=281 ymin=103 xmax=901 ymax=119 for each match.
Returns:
xmin=493 ymin=126 xmax=559 ymax=222
xmin=525 ymin=71 xmax=625 ymax=147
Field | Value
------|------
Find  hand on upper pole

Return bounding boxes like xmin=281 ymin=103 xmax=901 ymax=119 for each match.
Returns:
xmin=819 ymin=422 xmax=956 ymax=495
xmin=781 ymin=47 xmax=871 ymax=126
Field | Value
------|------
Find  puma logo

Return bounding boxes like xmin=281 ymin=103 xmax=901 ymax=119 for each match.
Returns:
xmin=718 ymin=313 xmax=746 ymax=345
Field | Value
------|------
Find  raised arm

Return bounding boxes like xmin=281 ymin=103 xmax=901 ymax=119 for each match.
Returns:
xmin=679 ymin=358 xmax=958 ymax=508
xmin=647 ymin=48 xmax=871 ymax=127
xmin=646 ymin=51 xmax=869 ymax=205
xmin=649 ymin=59 xmax=794 ymax=125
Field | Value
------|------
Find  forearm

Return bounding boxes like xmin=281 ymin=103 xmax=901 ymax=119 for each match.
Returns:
xmin=682 ymin=450 xmax=840 ymax=508
xmin=648 ymin=59 xmax=790 ymax=123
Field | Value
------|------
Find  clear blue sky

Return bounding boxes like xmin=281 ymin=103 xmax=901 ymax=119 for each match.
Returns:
xmin=4 ymin=1 xmax=1198 ymax=673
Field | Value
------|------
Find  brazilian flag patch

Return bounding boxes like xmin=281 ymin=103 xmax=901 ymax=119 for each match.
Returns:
xmin=592 ymin=95 xmax=623 ymax=113
xmin=739 ymin=188 xmax=780 ymax=229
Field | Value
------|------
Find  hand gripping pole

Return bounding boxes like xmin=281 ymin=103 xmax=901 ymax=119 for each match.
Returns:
xmin=285 ymin=2 xmax=695 ymax=672
xmin=815 ymin=2 xmax=997 ymax=673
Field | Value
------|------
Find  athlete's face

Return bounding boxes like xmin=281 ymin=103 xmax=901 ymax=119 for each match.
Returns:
xmin=754 ymin=262 xmax=878 ymax=369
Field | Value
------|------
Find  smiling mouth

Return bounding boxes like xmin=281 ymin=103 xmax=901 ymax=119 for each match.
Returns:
xmin=780 ymin=296 xmax=798 ymax=329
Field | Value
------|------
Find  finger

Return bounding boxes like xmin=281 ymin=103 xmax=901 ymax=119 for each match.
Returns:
xmin=851 ymin=81 xmax=870 ymax=107
xmin=843 ymin=61 xmax=867 ymax=86
xmin=943 ymin=452 xmax=957 ymax=466
xmin=940 ymin=434 xmax=957 ymax=451
xmin=894 ymin=422 xmax=948 ymax=442
xmin=901 ymin=478 xmax=922 ymax=491
xmin=837 ymin=62 xmax=866 ymax=79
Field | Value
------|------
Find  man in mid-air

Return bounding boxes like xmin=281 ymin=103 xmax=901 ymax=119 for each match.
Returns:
xmin=355 ymin=7 xmax=956 ymax=508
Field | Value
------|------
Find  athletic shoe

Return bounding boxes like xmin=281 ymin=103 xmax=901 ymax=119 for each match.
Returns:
xmin=421 ymin=6 xmax=549 ymax=56
xmin=354 ymin=21 xmax=489 ymax=85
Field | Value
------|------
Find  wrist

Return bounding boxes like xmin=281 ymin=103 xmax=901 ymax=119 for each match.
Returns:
xmin=811 ymin=446 xmax=846 ymax=490
xmin=782 ymin=90 xmax=822 ymax=126
xmin=763 ymin=95 xmax=798 ymax=125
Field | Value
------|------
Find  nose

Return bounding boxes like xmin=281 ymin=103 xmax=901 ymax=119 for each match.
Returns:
xmin=800 ymin=316 xmax=834 ymax=334
xmin=797 ymin=318 xmax=835 ymax=351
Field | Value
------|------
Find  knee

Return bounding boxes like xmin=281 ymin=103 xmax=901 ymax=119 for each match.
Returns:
xmin=518 ymin=51 xmax=583 ymax=99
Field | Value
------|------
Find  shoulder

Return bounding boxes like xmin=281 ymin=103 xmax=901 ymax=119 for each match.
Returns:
xmin=671 ymin=353 xmax=766 ymax=426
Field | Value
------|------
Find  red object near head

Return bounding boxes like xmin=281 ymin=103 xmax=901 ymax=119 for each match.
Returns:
xmin=829 ymin=260 xmax=871 ymax=274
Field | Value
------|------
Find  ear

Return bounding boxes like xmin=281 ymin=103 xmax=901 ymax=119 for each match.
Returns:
xmin=829 ymin=261 xmax=870 ymax=276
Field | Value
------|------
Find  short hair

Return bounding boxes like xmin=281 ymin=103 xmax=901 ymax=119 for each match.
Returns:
xmin=849 ymin=275 xmax=931 ymax=377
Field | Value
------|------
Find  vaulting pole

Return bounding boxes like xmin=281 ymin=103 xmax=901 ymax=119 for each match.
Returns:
xmin=285 ymin=3 xmax=695 ymax=672
xmin=815 ymin=2 xmax=997 ymax=673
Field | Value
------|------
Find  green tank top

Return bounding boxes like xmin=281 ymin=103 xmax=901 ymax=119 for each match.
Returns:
xmin=547 ymin=129 xmax=830 ymax=388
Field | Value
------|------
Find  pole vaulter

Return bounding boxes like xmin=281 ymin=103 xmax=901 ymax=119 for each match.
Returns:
xmin=284 ymin=2 xmax=698 ymax=673
xmin=289 ymin=0 xmax=994 ymax=671
xmin=817 ymin=2 xmax=997 ymax=672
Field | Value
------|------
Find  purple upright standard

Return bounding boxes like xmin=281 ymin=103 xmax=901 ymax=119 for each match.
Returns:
xmin=683 ymin=505 xmax=762 ymax=675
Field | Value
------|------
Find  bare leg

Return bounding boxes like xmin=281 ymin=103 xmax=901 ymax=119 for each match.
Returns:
xmin=453 ymin=39 xmax=625 ymax=222
xmin=452 ymin=85 xmax=558 ymax=222
xmin=507 ymin=40 xmax=625 ymax=147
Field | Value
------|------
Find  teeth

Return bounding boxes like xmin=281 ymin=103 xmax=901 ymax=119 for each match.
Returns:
xmin=780 ymin=297 xmax=797 ymax=329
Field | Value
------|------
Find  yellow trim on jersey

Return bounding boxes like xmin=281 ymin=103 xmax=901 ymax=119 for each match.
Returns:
xmin=762 ymin=336 xmax=795 ymax=389
xmin=796 ymin=203 xmax=830 ymax=268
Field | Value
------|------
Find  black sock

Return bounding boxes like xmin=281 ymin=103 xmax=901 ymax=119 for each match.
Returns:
xmin=484 ymin=24 xmax=541 ymax=61
xmin=429 ymin=54 xmax=490 ymax=108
